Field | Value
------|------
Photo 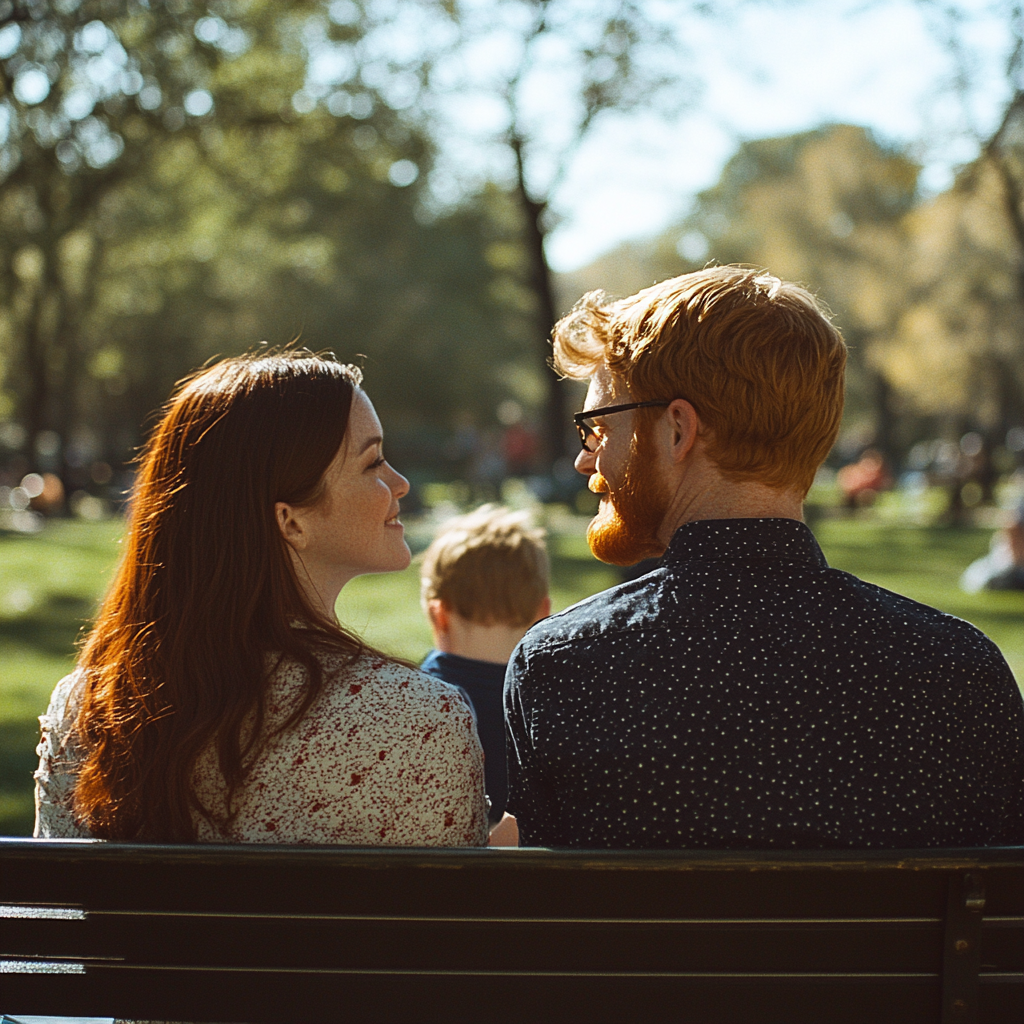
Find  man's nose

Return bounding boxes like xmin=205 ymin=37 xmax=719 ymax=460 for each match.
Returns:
xmin=575 ymin=447 xmax=596 ymax=475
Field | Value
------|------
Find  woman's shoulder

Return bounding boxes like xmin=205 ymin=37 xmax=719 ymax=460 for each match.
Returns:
xmin=40 ymin=667 xmax=87 ymax=738
xmin=35 ymin=667 xmax=91 ymax=839
xmin=318 ymin=651 xmax=471 ymax=715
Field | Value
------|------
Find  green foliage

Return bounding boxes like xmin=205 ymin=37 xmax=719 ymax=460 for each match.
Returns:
xmin=0 ymin=0 xmax=539 ymax=472
xmin=877 ymin=97 xmax=1024 ymax=435
xmin=558 ymin=124 xmax=924 ymax=458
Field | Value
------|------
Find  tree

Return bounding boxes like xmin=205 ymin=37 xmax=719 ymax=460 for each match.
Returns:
xmin=562 ymin=124 xmax=921 ymax=459
xmin=868 ymin=2 xmax=1024 ymax=444
xmin=0 ymin=0 xmax=538 ymax=482
xmin=876 ymin=97 xmax=1024 ymax=440
xmin=0 ymin=0 xmax=317 ymax=459
xmin=430 ymin=0 xmax=709 ymax=466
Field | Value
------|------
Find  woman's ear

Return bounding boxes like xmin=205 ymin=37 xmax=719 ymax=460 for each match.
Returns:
xmin=275 ymin=502 xmax=308 ymax=551
xmin=666 ymin=399 xmax=699 ymax=463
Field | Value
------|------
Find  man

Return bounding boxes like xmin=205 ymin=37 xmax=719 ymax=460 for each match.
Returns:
xmin=504 ymin=265 xmax=1024 ymax=849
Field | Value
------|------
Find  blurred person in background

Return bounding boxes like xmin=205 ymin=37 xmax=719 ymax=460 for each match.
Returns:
xmin=35 ymin=350 xmax=488 ymax=848
xmin=961 ymin=501 xmax=1024 ymax=593
xmin=836 ymin=448 xmax=891 ymax=509
xmin=420 ymin=504 xmax=550 ymax=846
xmin=505 ymin=265 xmax=1024 ymax=850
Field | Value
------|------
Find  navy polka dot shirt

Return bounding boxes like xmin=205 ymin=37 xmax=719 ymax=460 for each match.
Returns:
xmin=504 ymin=518 xmax=1024 ymax=849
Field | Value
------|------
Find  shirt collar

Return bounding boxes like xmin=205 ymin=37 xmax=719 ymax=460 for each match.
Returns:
xmin=662 ymin=517 xmax=828 ymax=568
xmin=421 ymin=649 xmax=507 ymax=684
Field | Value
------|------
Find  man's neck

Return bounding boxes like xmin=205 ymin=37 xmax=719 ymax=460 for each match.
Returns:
xmin=658 ymin=475 xmax=804 ymax=546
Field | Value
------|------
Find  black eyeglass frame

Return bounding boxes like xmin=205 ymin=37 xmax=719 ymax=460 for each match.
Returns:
xmin=573 ymin=400 xmax=671 ymax=452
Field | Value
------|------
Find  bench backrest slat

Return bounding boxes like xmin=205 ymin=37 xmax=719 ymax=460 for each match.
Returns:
xmin=2 ymin=839 xmax=1022 ymax=1024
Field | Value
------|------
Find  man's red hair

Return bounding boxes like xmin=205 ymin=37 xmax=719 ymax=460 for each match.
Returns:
xmin=553 ymin=265 xmax=847 ymax=496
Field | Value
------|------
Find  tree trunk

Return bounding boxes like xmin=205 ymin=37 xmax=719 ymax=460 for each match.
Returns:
xmin=872 ymin=370 xmax=896 ymax=462
xmin=512 ymin=137 xmax=568 ymax=471
xmin=23 ymin=283 xmax=49 ymax=460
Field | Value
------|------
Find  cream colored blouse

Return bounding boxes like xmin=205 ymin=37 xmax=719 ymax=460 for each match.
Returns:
xmin=35 ymin=651 xmax=489 ymax=847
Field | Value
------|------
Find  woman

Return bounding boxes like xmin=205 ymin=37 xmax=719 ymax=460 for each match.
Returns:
xmin=35 ymin=350 xmax=488 ymax=846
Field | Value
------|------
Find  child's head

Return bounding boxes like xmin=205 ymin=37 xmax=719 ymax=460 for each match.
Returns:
xmin=421 ymin=505 xmax=550 ymax=646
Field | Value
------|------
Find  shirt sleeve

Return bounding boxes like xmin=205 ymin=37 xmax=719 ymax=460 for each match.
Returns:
xmin=504 ymin=643 xmax=560 ymax=847
xmin=373 ymin=673 xmax=489 ymax=848
xmin=988 ymin=664 xmax=1024 ymax=845
xmin=34 ymin=670 xmax=91 ymax=838
xmin=422 ymin=687 xmax=490 ymax=847
xmin=995 ymin=772 xmax=1024 ymax=845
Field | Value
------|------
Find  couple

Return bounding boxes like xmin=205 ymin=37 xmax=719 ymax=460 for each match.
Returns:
xmin=36 ymin=265 xmax=1024 ymax=849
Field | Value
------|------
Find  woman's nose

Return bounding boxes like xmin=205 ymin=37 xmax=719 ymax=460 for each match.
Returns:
xmin=388 ymin=464 xmax=410 ymax=499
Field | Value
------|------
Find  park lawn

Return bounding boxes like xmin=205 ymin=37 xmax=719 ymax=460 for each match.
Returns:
xmin=1 ymin=513 xmax=1021 ymax=836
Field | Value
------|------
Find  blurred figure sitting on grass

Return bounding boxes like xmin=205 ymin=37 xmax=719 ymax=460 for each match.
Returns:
xmin=35 ymin=350 xmax=488 ymax=848
xmin=961 ymin=501 xmax=1024 ymax=593
xmin=420 ymin=504 xmax=550 ymax=845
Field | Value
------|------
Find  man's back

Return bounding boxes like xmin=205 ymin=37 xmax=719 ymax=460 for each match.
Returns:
xmin=505 ymin=518 xmax=1024 ymax=849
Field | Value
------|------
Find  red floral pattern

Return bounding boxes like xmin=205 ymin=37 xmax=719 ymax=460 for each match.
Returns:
xmin=35 ymin=654 xmax=489 ymax=847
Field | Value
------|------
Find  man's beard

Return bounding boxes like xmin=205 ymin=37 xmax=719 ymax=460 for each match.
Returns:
xmin=587 ymin=427 xmax=671 ymax=567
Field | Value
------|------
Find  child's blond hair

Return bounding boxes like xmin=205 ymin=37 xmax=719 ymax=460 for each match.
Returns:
xmin=420 ymin=505 xmax=549 ymax=627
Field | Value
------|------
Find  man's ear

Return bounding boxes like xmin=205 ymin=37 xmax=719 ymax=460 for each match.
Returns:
xmin=275 ymin=502 xmax=308 ymax=552
xmin=665 ymin=399 xmax=700 ymax=464
xmin=533 ymin=595 xmax=552 ymax=624
xmin=426 ymin=598 xmax=451 ymax=637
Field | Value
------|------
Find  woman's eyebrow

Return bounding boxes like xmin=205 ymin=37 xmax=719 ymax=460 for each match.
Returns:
xmin=358 ymin=434 xmax=383 ymax=455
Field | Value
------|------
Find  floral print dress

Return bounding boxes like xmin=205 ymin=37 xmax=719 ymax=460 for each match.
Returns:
xmin=35 ymin=652 xmax=489 ymax=847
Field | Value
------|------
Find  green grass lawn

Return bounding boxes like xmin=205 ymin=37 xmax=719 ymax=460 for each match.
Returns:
xmin=2 ymin=510 xmax=1021 ymax=836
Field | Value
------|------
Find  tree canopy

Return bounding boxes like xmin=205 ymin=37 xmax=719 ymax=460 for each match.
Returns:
xmin=0 ymin=0 xmax=539 ymax=480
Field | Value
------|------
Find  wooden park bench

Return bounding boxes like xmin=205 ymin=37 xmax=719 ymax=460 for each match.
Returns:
xmin=1 ymin=838 xmax=1022 ymax=1023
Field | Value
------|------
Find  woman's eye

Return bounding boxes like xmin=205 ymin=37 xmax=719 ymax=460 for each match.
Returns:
xmin=368 ymin=456 xmax=385 ymax=470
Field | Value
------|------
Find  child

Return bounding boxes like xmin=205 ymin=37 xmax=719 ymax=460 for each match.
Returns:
xmin=420 ymin=505 xmax=550 ymax=839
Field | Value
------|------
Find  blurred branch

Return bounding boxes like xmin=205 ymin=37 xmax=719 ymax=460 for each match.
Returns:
xmin=914 ymin=0 xmax=1024 ymax=144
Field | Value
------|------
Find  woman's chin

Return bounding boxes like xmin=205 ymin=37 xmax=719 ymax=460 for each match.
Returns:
xmin=383 ymin=533 xmax=412 ymax=572
xmin=396 ymin=539 xmax=412 ymax=569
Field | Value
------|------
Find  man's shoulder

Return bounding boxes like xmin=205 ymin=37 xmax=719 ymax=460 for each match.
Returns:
xmin=839 ymin=571 xmax=1002 ymax=646
xmin=519 ymin=569 xmax=669 ymax=654
xmin=800 ymin=570 xmax=1016 ymax=692
xmin=516 ymin=560 xmax=1012 ymax=679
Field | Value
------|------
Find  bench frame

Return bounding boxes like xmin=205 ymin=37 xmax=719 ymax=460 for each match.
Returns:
xmin=2 ymin=838 xmax=1023 ymax=1023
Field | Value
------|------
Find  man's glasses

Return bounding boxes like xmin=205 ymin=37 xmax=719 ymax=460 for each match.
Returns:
xmin=573 ymin=401 xmax=671 ymax=452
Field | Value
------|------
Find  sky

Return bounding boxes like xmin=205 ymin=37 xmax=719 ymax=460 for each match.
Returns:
xmin=469 ymin=0 xmax=1016 ymax=272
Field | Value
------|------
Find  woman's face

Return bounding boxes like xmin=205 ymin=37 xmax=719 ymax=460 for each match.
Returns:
xmin=278 ymin=390 xmax=411 ymax=608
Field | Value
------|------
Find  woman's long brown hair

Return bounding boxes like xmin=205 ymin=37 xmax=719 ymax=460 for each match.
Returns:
xmin=72 ymin=350 xmax=378 ymax=841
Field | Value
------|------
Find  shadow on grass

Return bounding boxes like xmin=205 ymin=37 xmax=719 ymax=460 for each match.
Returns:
xmin=1 ymin=718 xmax=40 ymax=836
xmin=0 ymin=592 xmax=93 ymax=658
